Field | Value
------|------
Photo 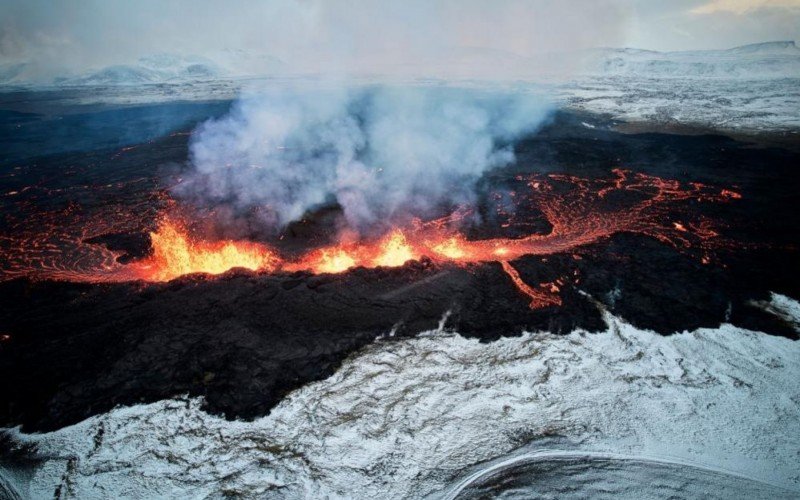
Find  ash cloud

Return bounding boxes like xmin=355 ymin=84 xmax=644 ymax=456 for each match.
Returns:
xmin=176 ymin=86 xmax=552 ymax=236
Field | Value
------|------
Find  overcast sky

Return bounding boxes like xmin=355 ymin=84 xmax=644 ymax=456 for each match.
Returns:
xmin=1 ymin=0 xmax=799 ymax=76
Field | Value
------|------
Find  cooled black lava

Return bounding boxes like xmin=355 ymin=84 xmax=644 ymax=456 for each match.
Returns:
xmin=1 ymin=109 xmax=798 ymax=432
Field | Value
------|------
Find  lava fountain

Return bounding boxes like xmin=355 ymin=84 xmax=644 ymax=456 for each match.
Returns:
xmin=134 ymin=218 xmax=280 ymax=282
xmin=0 ymin=169 xmax=741 ymax=308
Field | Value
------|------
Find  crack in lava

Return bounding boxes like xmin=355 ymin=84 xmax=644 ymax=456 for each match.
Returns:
xmin=0 ymin=169 xmax=741 ymax=307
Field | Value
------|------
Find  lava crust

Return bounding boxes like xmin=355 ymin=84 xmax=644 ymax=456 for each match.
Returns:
xmin=1 ymin=111 xmax=798 ymax=432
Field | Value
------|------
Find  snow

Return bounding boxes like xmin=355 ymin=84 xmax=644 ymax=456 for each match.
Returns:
xmin=551 ymin=41 xmax=800 ymax=132
xmin=446 ymin=449 xmax=798 ymax=499
xmin=3 ymin=295 xmax=799 ymax=499
xmin=0 ymin=53 xmax=221 ymax=87
xmin=2 ymin=42 xmax=798 ymax=132
xmin=580 ymin=41 xmax=800 ymax=79
xmin=750 ymin=292 xmax=800 ymax=331
xmin=559 ymin=75 xmax=800 ymax=131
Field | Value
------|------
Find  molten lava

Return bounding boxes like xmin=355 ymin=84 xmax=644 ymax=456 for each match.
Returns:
xmin=303 ymin=248 xmax=357 ymax=274
xmin=0 ymin=169 xmax=742 ymax=307
xmin=133 ymin=219 xmax=279 ymax=282
xmin=287 ymin=230 xmax=416 ymax=274
xmin=499 ymin=261 xmax=563 ymax=309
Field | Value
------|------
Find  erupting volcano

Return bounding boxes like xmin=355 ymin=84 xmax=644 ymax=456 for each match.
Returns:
xmin=2 ymin=96 xmax=798 ymax=500
xmin=3 ymin=0 xmax=800 ymax=496
xmin=1 ymin=167 xmax=740 ymax=309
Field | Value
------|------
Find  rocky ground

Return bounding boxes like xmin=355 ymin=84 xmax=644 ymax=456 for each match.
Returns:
xmin=1 ymin=111 xmax=798 ymax=433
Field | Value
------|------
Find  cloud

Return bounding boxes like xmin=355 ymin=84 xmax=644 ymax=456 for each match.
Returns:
xmin=0 ymin=0 xmax=629 ymax=82
xmin=623 ymin=0 xmax=800 ymax=50
xmin=690 ymin=0 xmax=800 ymax=15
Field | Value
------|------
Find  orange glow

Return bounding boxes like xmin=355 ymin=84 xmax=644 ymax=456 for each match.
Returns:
xmin=133 ymin=218 xmax=279 ymax=281
xmin=720 ymin=189 xmax=742 ymax=199
xmin=373 ymin=230 xmax=414 ymax=267
xmin=431 ymin=236 xmax=469 ymax=260
xmin=303 ymin=248 xmax=357 ymax=274
xmin=287 ymin=229 xmax=418 ymax=273
xmin=499 ymin=260 xmax=562 ymax=309
xmin=1 ymin=167 xmax=740 ymax=314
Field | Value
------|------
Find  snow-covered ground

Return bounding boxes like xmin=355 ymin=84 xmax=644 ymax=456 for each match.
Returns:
xmin=2 ymin=41 xmax=798 ymax=133
xmin=560 ymin=76 xmax=800 ymax=132
xmin=3 ymin=294 xmax=799 ymax=499
xmin=1 ymin=42 xmax=799 ymax=499
xmin=547 ymin=41 xmax=800 ymax=131
xmin=581 ymin=41 xmax=800 ymax=79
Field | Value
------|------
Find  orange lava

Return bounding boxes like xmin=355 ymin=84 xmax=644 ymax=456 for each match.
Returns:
xmin=1 ymin=169 xmax=742 ymax=306
xmin=285 ymin=230 xmax=416 ymax=274
xmin=499 ymin=261 xmax=563 ymax=309
xmin=131 ymin=218 xmax=279 ymax=281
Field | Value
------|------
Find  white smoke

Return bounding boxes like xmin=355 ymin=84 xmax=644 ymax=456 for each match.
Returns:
xmin=177 ymin=85 xmax=552 ymax=235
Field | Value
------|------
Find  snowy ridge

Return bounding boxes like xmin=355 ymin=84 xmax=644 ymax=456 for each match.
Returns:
xmin=559 ymin=41 xmax=800 ymax=131
xmin=2 ymin=294 xmax=799 ymax=499
xmin=582 ymin=41 xmax=800 ymax=79
xmin=3 ymin=42 xmax=798 ymax=133
xmin=0 ymin=53 xmax=221 ymax=87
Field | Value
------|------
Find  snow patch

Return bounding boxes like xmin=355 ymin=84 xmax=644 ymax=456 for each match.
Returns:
xmin=3 ymin=308 xmax=799 ymax=499
xmin=750 ymin=292 xmax=800 ymax=332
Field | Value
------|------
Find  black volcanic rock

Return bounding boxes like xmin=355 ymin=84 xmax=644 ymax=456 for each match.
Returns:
xmin=1 ymin=229 xmax=797 ymax=432
xmin=0 ymin=260 xmax=604 ymax=432
xmin=1 ymin=111 xmax=799 ymax=432
xmin=84 ymin=232 xmax=152 ymax=263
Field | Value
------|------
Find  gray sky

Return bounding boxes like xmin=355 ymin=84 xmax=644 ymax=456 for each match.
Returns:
xmin=625 ymin=0 xmax=800 ymax=50
xmin=1 ymin=0 xmax=798 ymax=77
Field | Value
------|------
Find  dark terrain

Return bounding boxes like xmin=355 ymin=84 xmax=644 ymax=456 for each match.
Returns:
xmin=1 ymin=103 xmax=798 ymax=432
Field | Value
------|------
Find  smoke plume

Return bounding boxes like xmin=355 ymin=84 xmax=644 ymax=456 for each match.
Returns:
xmin=176 ymin=85 xmax=552 ymax=237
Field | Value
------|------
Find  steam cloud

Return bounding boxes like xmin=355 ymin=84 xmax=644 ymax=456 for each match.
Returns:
xmin=176 ymin=86 xmax=552 ymax=237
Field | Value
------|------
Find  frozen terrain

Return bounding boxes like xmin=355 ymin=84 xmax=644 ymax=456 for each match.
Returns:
xmin=561 ymin=42 xmax=800 ymax=132
xmin=1 ymin=41 xmax=799 ymax=499
xmin=2 ymin=41 xmax=798 ymax=133
xmin=2 ymin=294 xmax=799 ymax=499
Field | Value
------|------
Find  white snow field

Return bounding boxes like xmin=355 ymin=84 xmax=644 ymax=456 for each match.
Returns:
xmin=2 ymin=41 xmax=798 ymax=132
xmin=3 ymin=294 xmax=799 ymax=499
xmin=560 ymin=41 xmax=800 ymax=132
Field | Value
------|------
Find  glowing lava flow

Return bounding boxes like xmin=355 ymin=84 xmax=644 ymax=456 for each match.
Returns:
xmin=133 ymin=219 xmax=279 ymax=282
xmin=288 ymin=230 xmax=415 ymax=275
xmin=1 ymin=169 xmax=741 ymax=308
xmin=499 ymin=261 xmax=563 ymax=309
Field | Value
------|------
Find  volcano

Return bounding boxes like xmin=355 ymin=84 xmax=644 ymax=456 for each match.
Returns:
xmin=1 ymin=110 xmax=798 ymax=434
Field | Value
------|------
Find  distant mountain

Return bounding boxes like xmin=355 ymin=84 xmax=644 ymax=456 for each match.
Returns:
xmin=0 ymin=53 xmax=222 ymax=87
xmin=1 ymin=41 xmax=797 ymax=88
xmin=582 ymin=41 xmax=800 ymax=78
xmin=60 ymin=54 xmax=221 ymax=86
xmin=725 ymin=40 xmax=799 ymax=55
